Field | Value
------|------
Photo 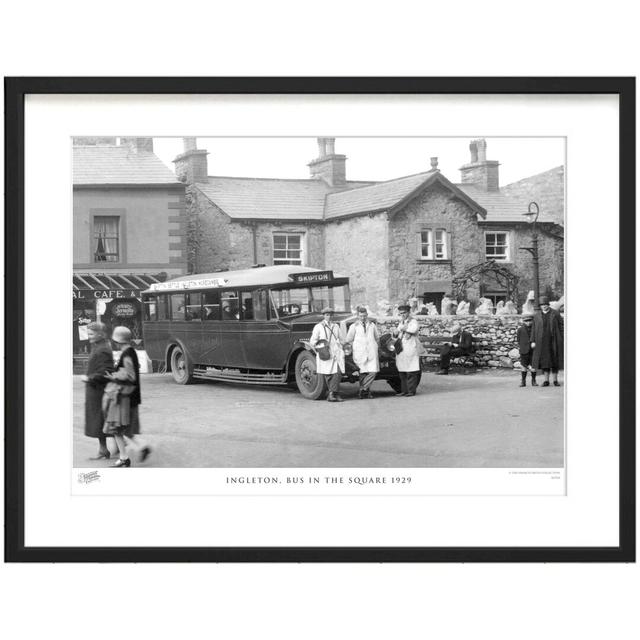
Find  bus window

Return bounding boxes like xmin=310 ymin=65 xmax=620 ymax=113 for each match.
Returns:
xmin=144 ymin=296 xmax=157 ymax=321
xmin=221 ymin=292 xmax=239 ymax=320
xmin=203 ymin=290 xmax=221 ymax=321
xmin=185 ymin=292 xmax=202 ymax=321
xmin=170 ymin=294 xmax=186 ymax=321
xmin=157 ymin=294 xmax=168 ymax=321
xmin=240 ymin=290 xmax=268 ymax=321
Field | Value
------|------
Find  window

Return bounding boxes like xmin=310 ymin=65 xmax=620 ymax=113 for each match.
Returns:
xmin=419 ymin=227 xmax=448 ymax=260
xmin=170 ymin=294 xmax=185 ymax=321
xmin=420 ymin=230 xmax=432 ymax=259
xmin=157 ymin=295 xmax=168 ymax=321
xmin=93 ymin=216 xmax=119 ymax=262
xmin=485 ymin=232 xmax=510 ymax=261
xmin=240 ymin=290 xmax=269 ymax=321
xmin=203 ymin=291 xmax=221 ymax=321
xmin=143 ymin=296 xmax=157 ymax=321
xmin=221 ymin=291 xmax=239 ymax=320
xmin=185 ymin=292 xmax=202 ymax=321
xmin=273 ymin=233 xmax=304 ymax=265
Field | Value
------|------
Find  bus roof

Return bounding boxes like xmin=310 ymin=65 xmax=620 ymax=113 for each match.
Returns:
xmin=145 ymin=265 xmax=348 ymax=292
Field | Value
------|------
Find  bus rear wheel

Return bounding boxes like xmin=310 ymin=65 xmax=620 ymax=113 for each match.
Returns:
xmin=294 ymin=350 xmax=327 ymax=400
xmin=170 ymin=346 xmax=194 ymax=385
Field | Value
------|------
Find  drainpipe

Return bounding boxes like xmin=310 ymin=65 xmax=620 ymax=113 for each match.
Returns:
xmin=251 ymin=222 xmax=258 ymax=265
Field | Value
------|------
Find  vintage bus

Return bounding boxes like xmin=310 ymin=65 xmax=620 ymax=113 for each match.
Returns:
xmin=141 ymin=265 xmax=401 ymax=399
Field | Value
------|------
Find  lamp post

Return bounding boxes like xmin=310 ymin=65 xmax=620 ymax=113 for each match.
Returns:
xmin=520 ymin=201 xmax=540 ymax=310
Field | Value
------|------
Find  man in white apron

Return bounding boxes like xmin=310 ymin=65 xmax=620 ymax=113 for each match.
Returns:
xmin=310 ymin=307 xmax=346 ymax=402
xmin=394 ymin=304 xmax=422 ymax=396
xmin=346 ymin=306 xmax=380 ymax=399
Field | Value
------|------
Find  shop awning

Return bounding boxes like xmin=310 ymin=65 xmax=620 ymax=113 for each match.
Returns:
xmin=73 ymin=273 xmax=166 ymax=293
xmin=416 ymin=279 xmax=452 ymax=294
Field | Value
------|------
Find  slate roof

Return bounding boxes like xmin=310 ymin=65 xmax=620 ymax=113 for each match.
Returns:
xmin=194 ymin=168 xmax=560 ymax=225
xmin=325 ymin=171 xmax=486 ymax=220
xmin=196 ymin=177 xmax=332 ymax=220
xmin=455 ymin=184 xmax=558 ymax=224
xmin=73 ymin=145 xmax=182 ymax=186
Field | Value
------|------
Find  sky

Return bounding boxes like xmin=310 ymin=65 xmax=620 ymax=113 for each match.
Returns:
xmin=152 ymin=137 xmax=565 ymax=187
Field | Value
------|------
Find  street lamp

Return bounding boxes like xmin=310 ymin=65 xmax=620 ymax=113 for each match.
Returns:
xmin=520 ymin=201 xmax=540 ymax=310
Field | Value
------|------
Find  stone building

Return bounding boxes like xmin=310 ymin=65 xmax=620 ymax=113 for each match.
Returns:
xmin=73 ymin=137 xmax=186 ymax=364
xmin=175 ymin=137 xmax=564 ymax=309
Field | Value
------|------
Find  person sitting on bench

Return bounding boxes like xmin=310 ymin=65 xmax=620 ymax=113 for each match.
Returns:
xmin=437 ymin=322 xmax=473 ymax=374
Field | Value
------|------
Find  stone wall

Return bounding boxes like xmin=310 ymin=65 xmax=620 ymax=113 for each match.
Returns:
xmin=480 ymin=223 xmax=565 ymax=301
xmin=324 ymin=213 xmax=390 ymax=306
xmin=388 ymin=183 xmax=485 ymax=301
xmin=188 ymin=186 xmax=324 ymax=273
xmin=379 ymin=314 xmax=533 ymax=370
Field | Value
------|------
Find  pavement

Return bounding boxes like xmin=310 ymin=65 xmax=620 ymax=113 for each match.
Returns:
xmin=73 ymin=370 xmax=564 ymax=469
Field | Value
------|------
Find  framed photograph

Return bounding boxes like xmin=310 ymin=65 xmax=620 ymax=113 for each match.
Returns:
xmin=5 ymin=77 xmax=635 ymax=562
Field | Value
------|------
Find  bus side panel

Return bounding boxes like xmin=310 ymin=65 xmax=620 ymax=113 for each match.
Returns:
xmin=142 ymin=321 xmax=171 ymax=361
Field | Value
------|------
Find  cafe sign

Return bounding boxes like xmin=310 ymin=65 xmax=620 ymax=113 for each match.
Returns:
xmin=73 ymin=289 xmax=139 ymax=299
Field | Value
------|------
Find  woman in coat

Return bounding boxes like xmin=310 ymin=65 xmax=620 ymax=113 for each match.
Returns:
xmin=394 ymin=305 xmax=422 ymax=397
xmin=102 ymin=326 xmax=151 ymax=467
xmin=531 ymin=296 xmax=564 ymax=387
xmin=346 ymin=306 xmax=380 ymax=399
xmin=81 ymin=322 xmax=115 ymax=460
xmin=309 ymin=307 xmax=346 ymax=402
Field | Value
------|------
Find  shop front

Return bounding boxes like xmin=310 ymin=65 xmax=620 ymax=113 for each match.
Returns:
xmin=72 ymin=273 xmax=166 ymax=372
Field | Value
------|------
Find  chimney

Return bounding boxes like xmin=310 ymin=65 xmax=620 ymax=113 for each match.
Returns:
xmin=173 ymin=137 xmax=209 ymax=184
xmin=308 ymin=137 xmax=346 ymax=187
xmin=459 ymin=138 xmax=499 ymax=191
xmin=430 ymin=157 xmax=439 ymax=171
xmin=120 ymin=137 xmax=154 ymax=153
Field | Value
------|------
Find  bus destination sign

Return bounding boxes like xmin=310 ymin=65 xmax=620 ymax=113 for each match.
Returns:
xmin=150 ymin=278 xmax=228 ymax=292
xmin=289 ymin=271 xmax=334 ymax=284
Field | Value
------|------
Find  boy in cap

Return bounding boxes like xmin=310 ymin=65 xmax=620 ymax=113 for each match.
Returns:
xmin=517 ymin=314 xmax=537 ymax=387
xmin=310 ymin=307 xmax=346 ymax=402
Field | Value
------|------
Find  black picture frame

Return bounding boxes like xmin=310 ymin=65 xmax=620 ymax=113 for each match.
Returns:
xmin=4 ymin=77 xmax=635 ymax=563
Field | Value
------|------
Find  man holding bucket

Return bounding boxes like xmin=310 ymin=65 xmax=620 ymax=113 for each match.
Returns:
xmin=310 ymin=307 xmax=346 ymax=402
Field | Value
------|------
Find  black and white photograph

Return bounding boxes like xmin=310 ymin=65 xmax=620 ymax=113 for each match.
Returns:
xmin=72 ymin=134 xmax=566 ymax=476
xmin=7 ymin=79 xmax=632 ymax=563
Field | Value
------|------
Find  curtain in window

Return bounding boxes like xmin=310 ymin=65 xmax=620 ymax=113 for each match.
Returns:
xmin=94 ymin=217 xmax=118 ymax=260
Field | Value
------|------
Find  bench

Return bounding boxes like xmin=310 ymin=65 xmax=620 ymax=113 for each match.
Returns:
xmin=418 ymin=336 xmax=483 ymax=367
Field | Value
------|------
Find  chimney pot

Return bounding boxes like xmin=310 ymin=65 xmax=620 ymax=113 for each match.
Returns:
xmin=430 ymin=157 xmax=439 ymax=171
xmin=308 ymin=137 xmax=346 ymax=186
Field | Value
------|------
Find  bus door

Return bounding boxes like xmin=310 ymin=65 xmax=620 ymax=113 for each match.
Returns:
xmin=200 ymin=289 xmax=225 ymax=366
xmin=215 ymin=289 xmax=246 ymax=368
xmin=168 ymin=292 xmax=204 ymax=362
xmin=238 ymin=289 xmax=290 ymax=370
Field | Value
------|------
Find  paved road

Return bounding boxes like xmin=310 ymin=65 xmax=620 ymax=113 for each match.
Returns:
xmin=73 ymin=371 xmax=564 ymax=468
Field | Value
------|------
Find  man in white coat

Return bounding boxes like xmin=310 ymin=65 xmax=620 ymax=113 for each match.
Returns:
xmin=309 ymin=307 xmax=346 ymax=402
xmin=346 ymin=306 xmax=380 ymax=399
xmin=394 ymin=304 xmax=422 ymax=397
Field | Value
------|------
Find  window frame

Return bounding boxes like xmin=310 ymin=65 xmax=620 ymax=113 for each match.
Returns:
xmin=272 ymin=232 xmax=306 ymax=266
xmin=485 ymin=230 xmax=511 ymax=262
xmin=92 ymin=214 xmax=121 ymax=263
xmin=417 ymin=225 xmax=450 ymax=261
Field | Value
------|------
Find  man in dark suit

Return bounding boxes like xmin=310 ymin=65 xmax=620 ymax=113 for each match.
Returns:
xmin=436 ymin=322 xmax=473 ymax=374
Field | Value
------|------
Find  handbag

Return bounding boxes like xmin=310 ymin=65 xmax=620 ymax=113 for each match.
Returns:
xmin=315 ymin=339 xmax=332 ymax=361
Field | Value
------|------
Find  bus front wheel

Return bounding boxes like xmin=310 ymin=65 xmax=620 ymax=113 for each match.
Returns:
xmin=294 ymin=350 xmax=327 ymax=400
xmin=170 ymin=346 xmax=194 ymax=385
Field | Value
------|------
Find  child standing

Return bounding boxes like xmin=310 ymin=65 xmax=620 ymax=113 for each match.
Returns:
xmin=517 ymin=314 xmax=537 ymax=387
